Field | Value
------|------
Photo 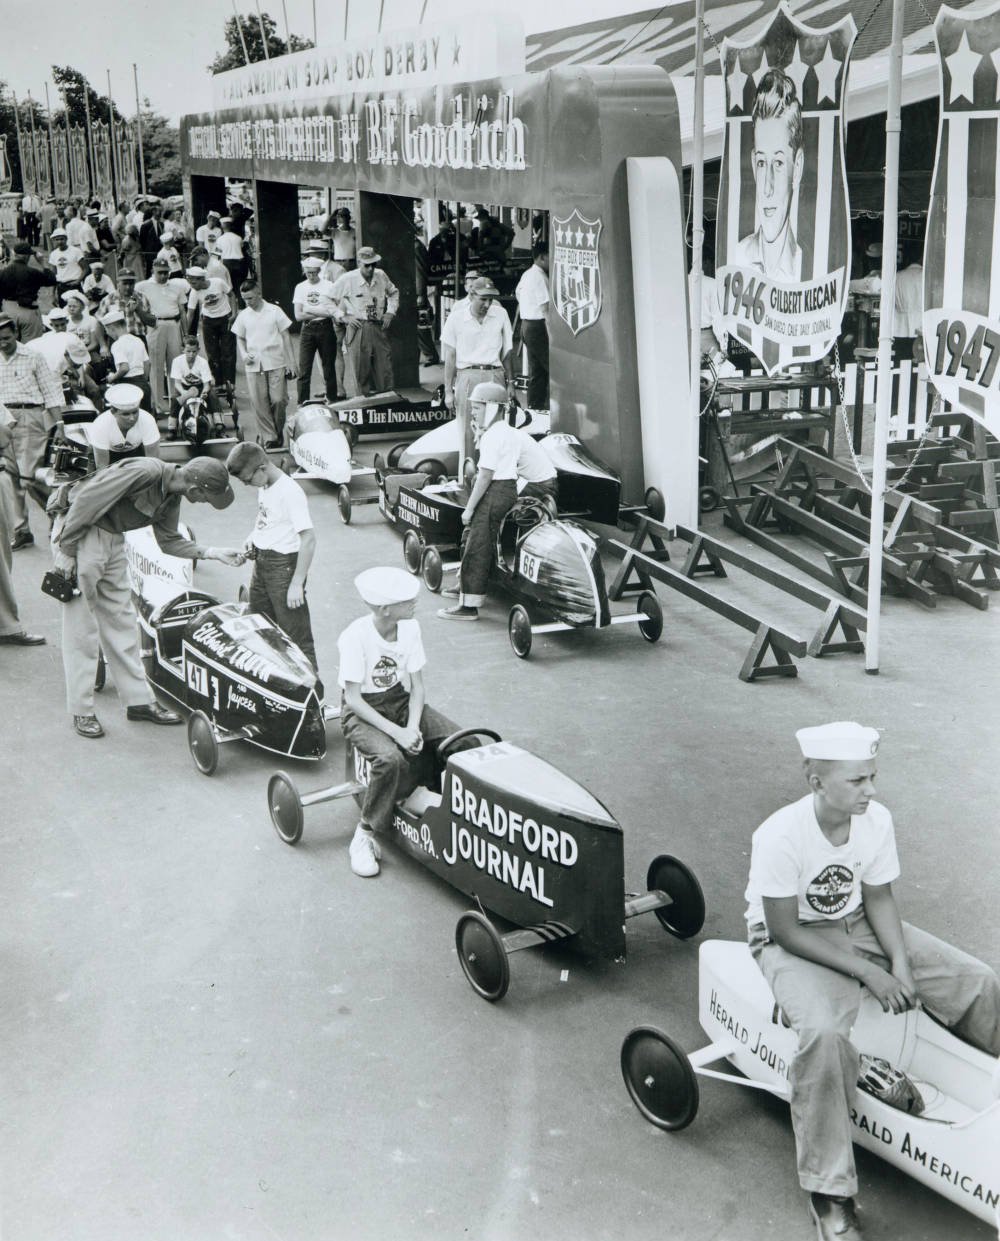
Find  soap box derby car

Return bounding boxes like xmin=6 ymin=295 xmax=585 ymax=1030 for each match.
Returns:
xmin=283 ymin=401 xmax=378 ymax=523
xmin=268 ymin=734 xmax=706 ymax=1002
xmin=328 ymin=385 xmax=451 ymax=441
xmin=620 ymin=939 xmax=1000 ymax=1227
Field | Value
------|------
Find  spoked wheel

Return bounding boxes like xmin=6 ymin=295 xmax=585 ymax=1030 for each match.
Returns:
xmin=403 ymin=530 xmax=423 ymax=574
xmin=621 ymin=1026 xmax=699 ymax=1131
xmin=455 ymin=911 xmax=510 ymax=1002
xmin=268 ymin=771 xmax=304 ymax=845
xmin=421 ymin=545 xmax=443 ymax=592
xmin=636 ymin=591 xmax=663 ymax=643
xmin=187 ymin=710 xmax=220 ymax=777
xmin=644 ymin=486 xmax=666 ymax=523
xmin=646 ymin=854 xmax=706 ymax=940
xmin=94 ymin=651 xmax=107 ymax=693
xmin=337 ymin=484 xmax=352 ymax=524
xmin=387 ymin=443 xmax=407 ymax=468
xmin=508 ymin=604 xmax=533 ymax=659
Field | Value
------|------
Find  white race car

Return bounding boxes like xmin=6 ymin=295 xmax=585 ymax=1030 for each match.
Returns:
xmin=285 ymin=402 xmax=377 ymax=523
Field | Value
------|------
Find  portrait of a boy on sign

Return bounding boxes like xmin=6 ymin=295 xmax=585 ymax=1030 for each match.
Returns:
xmin=715 ymin=3 xmax=856 ymax=376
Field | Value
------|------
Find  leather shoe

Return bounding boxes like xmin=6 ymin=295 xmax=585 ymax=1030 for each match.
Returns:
xmin=0 ymin=631 xmax=46 ymax=645
xmin=10 ymin=530 xmax=34 ymax=550
xmin=74 ymin=714 xmax=105 ymax=738
xmin=810 ymin=1193 xmax=863 ymax=1240
xmin=126 ymin=702 xmax=183 ymax=725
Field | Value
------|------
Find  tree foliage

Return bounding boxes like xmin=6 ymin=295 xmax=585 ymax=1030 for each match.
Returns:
xmin=138 ymin=104 xmax=181 ymax=197
xmin=51 ymin=66 xmax=124 ymax=127
xmin=210 ymin=11 xmax=313 ymax=73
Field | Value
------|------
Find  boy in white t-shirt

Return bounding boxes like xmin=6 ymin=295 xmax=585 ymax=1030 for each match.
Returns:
xmin=746 ymin=722 xmax=1000 ymax=1241
xmin=88 ymin=383 xmax=160 ymax=469
xmin=337 ymin=566 xmax=468 ymax=878
xmin=226 ymin=442 xmax=318 ymax=679
xmin=100 ymin=308 xmax=151 ymax=412
xmin=169 ymin=334 xmax=224 ymax=439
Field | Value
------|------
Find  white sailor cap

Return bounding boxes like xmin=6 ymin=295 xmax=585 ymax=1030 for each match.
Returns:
xmin=301 ymin=256 xmax=323 ymax=270
xmin=354 ymin=566 xmax=420 ymax=606
xmin=99 ymin=308 xmax=125 ymax=326
xmin=65 ymin=338 xmax=91 ymax=365
xmin=105 ymin=383 xmax=144 ymax=409
xmin=43 ymin=307 xmax=69 ymax=326
xmin=796 ymin=721 xmax=880 ymax=761
xmin=185 ymin=265 xmax=207 ymax=278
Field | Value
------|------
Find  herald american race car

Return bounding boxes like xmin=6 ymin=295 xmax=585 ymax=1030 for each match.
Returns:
xmin=268 ymin=733 xmax=705 ymax=1002
xmin=620 ymin=940 xmax=1000 ymax=1226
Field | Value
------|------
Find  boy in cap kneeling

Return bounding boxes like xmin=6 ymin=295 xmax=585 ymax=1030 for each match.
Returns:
xmin=338 ymin=567 xmax=467 ymax=877
xmin=745 ymin=722 xmax=1000 ymax=1240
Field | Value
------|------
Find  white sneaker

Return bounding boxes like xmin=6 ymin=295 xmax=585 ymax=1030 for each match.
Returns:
xmin=350 ymin=826 xmax=380 ymax=877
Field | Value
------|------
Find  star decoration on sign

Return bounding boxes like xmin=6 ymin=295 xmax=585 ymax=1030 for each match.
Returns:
xmin=784 ymin=42 xmax=809 ymax=100
xmin=814 ymin=41 xmax=841 ymax=103
xmin=752 ymin=50 xmax=771 ymax=88
xmin=585 ymin=230 xmax=596 ymax=247
xmin=946 ymin=30 xmax=980 ymax=104
xmin=727 ymin=53 xmax=748 ymax=112
xmin=574 ymin=229 xmax=584 ymax=245
xmin=554 ymin=227 xmax=563 ymax=244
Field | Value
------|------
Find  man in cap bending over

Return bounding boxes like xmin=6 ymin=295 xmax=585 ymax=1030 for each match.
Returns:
xmin=337 ymin=567 xmax=470 ymax=878
xmin=745 ymin=722 xmax=1000 ymax=1240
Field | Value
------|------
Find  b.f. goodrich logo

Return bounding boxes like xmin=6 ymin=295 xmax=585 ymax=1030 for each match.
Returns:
xmin=806 ymin=864 xmax=854 ymax=915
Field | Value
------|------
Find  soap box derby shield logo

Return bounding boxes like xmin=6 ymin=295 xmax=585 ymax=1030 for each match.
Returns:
xmin=715 ymin=3 xmax=856 ymax=376
xmin=552 ymin=209 xmax=603 ymax=336
xmin=923 ymin=1 xmax=1000 ymax=441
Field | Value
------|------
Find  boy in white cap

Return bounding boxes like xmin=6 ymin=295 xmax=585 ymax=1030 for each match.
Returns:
xmin=87 ymin=384 xmax=160 ymax=468
xmin=101 ymin=308 xmax=152 ymax=412
xmin=48 ymin=228 xmax=86 ymax=294
xmin=746 ymin=722 xmax=1000 ymax=1241
xmin=337 ymin=567 xmax=467 ymax=877
xmin=292 ymin=256 xmax=343 ymax=403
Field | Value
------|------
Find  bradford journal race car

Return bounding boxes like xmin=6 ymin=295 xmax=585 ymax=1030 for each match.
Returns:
xmin=620 ymin=940 xmax=1000 ymax=1227
xmin=378 ymin=472 xmax=664 ymax=658
xmin=284 ymin=401 xmax=378 ymax=523
xmin=267 ymin=733 xmax=705 ymax=1002
xmin=135 ymin=579 xmax=334 ymax=775
xmin=329 ymin=386 xmax=452 ymax=440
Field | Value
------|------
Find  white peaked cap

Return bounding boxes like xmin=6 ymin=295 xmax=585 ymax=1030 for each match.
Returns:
xmin=796 ymin=721 xmax=880 ymax=761
xmin=355 ymin=566 xmax=420 ymax=606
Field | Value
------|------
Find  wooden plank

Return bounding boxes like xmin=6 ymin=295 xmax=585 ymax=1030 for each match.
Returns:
xmin=723 ymin=501 xmax=862 ymax=600
xmin=776 ymin=439 xmax=942 ymax=524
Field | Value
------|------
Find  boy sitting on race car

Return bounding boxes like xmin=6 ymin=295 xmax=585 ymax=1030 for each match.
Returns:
xmin=338 ymin=566 xmax=470 ymax=878
xmin=168 ymin=334 xmax=225 ymax=440
xmin=746 ymin=722 xmax=1000 ymax=1241
xmin=438 ymin=381 xmax=557 ymax=622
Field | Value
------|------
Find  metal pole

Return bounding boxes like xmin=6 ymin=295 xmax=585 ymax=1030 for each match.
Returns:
xmin=105 ymin=70 xmax=118 ymax=206
xmin=10 ymin=90 xmax=26 ymax=193
xmin=377 ymin=0 xmax=386 ymax=35
xmin=418 ymin=0 xmax=429 ymax=23
xmin=255 ymin=0 xmax=271 ymax=60
xmin=865 ymin=0 xmax=905 ymax=674
xmin=232 ymin=0 xmax=252 ymax=64
xmin=689 ymin=0 xmax=706 ymax=530
xmin=82 ymin=81 xmax=97 ymax=202
xmin=43 ymin=82 xmax=57 ymax=198
xmin=280 ymin=0 xmax=291 ymax=50
xmin=132 ymin=64 xmax=147 ymax=196
xmin=341 ymin=0 xmax=347 ymax=43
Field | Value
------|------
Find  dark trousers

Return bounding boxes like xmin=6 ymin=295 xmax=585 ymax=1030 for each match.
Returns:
xmin=297 ymin=318 xmax=339 ymax=403
xmin=248 ymin=549 xmax=318 ymax=675
xmin=201 ymin=315 xmax=236 ymax=386
xmin=341 ymin=684 xmax=466 ymax=833
xmin=223 ymin=259 xmax=247 ymax=297
xmin=521 ymin=319 xmax=549 ymax=410
xmin=459 ymin=479 xmax=517 ymax=607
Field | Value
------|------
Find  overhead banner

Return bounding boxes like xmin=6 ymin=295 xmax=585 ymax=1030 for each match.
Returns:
xmin=924 ymin=1 xmax=1000 ymax=439
xmin=52 ymin=124 xmax=71 ymax=197
xmin=0 ymin=136 xmax=11 ymax=192
xmin=92 ymin=120 xmax=113 ymax=201
xmin=34 ymin=129 xmax=51 ymax=196
xmin=20 ymin=128 xmax=37 ymax=195
xmin=69 ymin=124 xmax=90 ymax=198
xmin=715 ymin=3 xmax=856 ymax=375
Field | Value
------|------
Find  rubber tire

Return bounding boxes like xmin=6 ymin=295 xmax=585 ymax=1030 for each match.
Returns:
xmin=414 ymin=457 xmax=446 ymax=483
xmin=455 ymin=911 xmax=510 ymax=1002
xmin=268 ymin=771 xmax=304 ymax=845
xmin=387 ymin=443 xmax=407 ymax=468
xmin=646 ymin=854 xmax=706 ymax=940
xmin=421 ymin=545 xmax=443 ymax=592
xmin=94 ymin=651 xmax=107 ymax=693
xmin=372 ymin=452 xmax=386 ymax=474
xmin=620 ymin=1026 xmax=700 ymax=1131
xmin=187 ymin=710 xmax=219 ymax=777
xmin=437 ymin=727 xmax=502 ymax=761
xmin=338 ymin=484 xmax=352 ymax=525
xmin=644 ymin=486 xmax=666 ymax=523
xmin=699 ymin=485 xmax=721 ymax=513
xmin=508 ymin=604 xmax=532 ymax=659
xmin=403 ymin=530 xmax=423 ymax=575
xmin=637 ymin=591 xmax=663 ymax=643
xmin=342 ymin=423 xmax=356 ymax=450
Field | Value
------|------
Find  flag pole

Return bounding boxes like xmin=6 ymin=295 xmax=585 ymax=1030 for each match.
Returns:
xmin=132 ymin=64 xmax=147 ymax=197
xmin=232 ymin=0 xmax=252 ymax=64
xmin=105 ymin=70 xmax=118 ymax=207
xmin=688 ymin=0 xmax=706 ymax=531
xmin=83 ymin=81 xmax=97 ymax=202
xmin=280 ymin=0 xmax=291 ymax=50
xmin=10 ymin=90 xmax=27 ymax=193
xmin=255 ymin=0 xmax=271 ymax=59
xmin=43 ymin=82 xmax=58 ymax=198
xmin=865 ymin=0 xmax=905 ymax=674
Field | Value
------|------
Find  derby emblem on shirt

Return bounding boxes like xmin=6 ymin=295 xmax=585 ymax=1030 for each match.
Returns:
xmin=371 ymin=655 xmax=399 ymax=690
xmin=552 ymin=209 xmax=602 ymax=335
xmin=203 ymin=292 xmax=224 ymax=310
xmin=805 ymin=864 xmax=854 ymax=915
xmin=306 ymin=292 xmax=321 ymax=304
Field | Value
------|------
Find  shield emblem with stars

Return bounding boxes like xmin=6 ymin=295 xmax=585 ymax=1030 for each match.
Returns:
xmin=715 ymin=2 xmax=856 ymax=375
xmin=923 ymin=1 xmax=1000 ymax=440
xmin=552 ymin=210 xmax=603 ymax=335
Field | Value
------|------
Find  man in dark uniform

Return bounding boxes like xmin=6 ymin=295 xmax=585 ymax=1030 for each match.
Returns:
xmin=0 ymin=242 xmax=58 ymax=342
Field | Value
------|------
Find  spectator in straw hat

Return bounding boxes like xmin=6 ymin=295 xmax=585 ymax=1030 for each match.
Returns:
xmin=331 ymin=245 xmax=398 ymax=398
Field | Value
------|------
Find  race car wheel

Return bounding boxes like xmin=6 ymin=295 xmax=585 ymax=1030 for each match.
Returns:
xmin=188 ymin=710 xmax=220 ymax=777
xmin=421 ymin=545 xmax=443 ymax=592
xmin=342 ymin=423 xmax=357 ymax=450
xmin=456 ymin=911 xmax=510 ymax=1002
xmin=644 ymin=487 xmax=666 ymax=523
xmin=372 ymin=452 xmax=387 ymax=474
xmin=268 ymin=771 xmax=304 ymax=845
xmin=437 ymin=727 xmax=502 ymax=761
xmin=699 ymin=485 xmax=721 ymax=513
xmin=637 ymin=591 xmax=663 ymax=643
xmin=337 ymin=484 xmax=352 ymax=524
xmin=621 ymin=1026 xmax=699 ymax=1131
xmin=402 ymin=530 xmax=423 ymax=575
xmin=387 ymin=443 xmax=407 ymax=468
xmin=463 ymin=458 xmax=477 ymax=490
xmin=646 ymin=854 xmax=706 ymax=940
xmin=94 ymin=651 xmax=107 ymax=693
xmin=414 ymin=457 xmax=446 ymax=484
xmin=508 ymin=604 xmax=533 ymax=659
